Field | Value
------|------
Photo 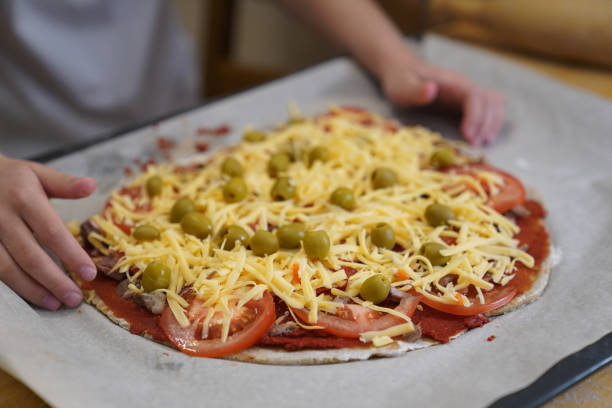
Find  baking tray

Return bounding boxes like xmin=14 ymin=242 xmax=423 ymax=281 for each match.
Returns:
xmin=1 ymin=35 xmax=611 ymax=408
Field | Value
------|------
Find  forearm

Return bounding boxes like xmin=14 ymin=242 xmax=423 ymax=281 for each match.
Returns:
xmin=276 ymin=0 xmax=418 ymax=78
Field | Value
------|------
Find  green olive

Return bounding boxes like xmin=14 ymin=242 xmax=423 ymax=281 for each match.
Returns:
xmin=180 ymin=211 xmax=213 ymax=238
xmin=270 ymin=177 xmax=296 ymax=201
xmin=430 ymin=147 xmax=457 ymax=169
xmin=223 ymin=177 xmax=248 ymax=203
xmin=330 ymin=187 xmax=356 ymax=211
xmin=221 ymin=157 xmax=243 ymax=177
xmin=372 ymin=167 xmax=398 ymax=189
xmin=308 ymin=146 xmax=329 ymax=166
xmin=244 ymin=130 xmax=266 ymax=142
xmin=220 ymin=225 xmax=249 ymax=250
xmin=145 ymin=176 xmax=163 ymax=197
xmin=425 ymin=203 xmax=454 ymax=227
xmin=359 ymin=274 xmax=391 ymax=304
xmin=267 ymin=152 xmax=291 ymax=177
xmin=303 ymin=230 xmax=330 ymax=259
xmin=141 ymin=261 xmax=171 ymax=292
xmin=420 ymin=242 xmax=450 ymax=266
xmin=250 ymin=230 xmax=279 ymax=256
xmin=276 ymin=223 xmax=305 ymax=249
xmin=132 ymin=225 xmax=160 ymax=241
xmin=170 ymin=197 xmax=195 ymax=223
xmin=370 ymin=223 xmax=395 ymax=249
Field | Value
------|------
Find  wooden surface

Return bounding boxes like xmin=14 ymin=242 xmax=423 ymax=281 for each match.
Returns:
xmin=1 ymin=46 xmax=611 ymax=408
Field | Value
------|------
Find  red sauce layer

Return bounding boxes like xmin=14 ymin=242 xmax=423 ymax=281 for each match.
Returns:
xmin=80 ymin=276 xmax=167 ymax=342
xmin=258 ymin=335 xmax=363 ymax=351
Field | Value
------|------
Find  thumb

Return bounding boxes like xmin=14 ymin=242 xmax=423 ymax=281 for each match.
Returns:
xmin=384 ymin=72 xmax=439 ymax=107
xmin=28 ymin=162 xmax=97 ymax=199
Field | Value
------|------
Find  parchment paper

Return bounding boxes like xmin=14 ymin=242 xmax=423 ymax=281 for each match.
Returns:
xmin=1 ymin=35 xmax=611 ymax=408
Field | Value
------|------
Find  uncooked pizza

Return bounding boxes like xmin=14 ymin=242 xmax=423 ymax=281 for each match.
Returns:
xmin=71 ymin=106 xmax=551 ymax=364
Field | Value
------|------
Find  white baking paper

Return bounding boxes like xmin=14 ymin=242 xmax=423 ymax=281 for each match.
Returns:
xmin=1 ymin=35 xmax=611 ymax=408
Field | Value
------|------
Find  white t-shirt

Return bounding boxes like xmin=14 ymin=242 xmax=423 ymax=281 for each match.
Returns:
xmin=0 ymin=0 xmax=200 ymax=159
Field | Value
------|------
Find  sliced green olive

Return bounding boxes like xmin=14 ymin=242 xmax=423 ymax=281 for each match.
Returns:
xmin=270 ymin=177 xmax=296 ymax=201
xmin=330 ymin=187 xmax=356 ymax=211
xmin=132 ymin=225 xmax=160 ymax=241
xmin=425 ymin=203 xmax=454 ymax=227
xmin=250 ymin=230 xmax=279 ymax=256
xmin=303 ymin=230 xmax=330 ymax=259
xmin=170 ymin=197 xmax=195 ymax=223
xmin=308 ymin=146 xmax=329 ymax=167
xmin=372 ymin=167 xmax=398 ymax=189
xmin=223 ymin=177 xmax=248 ymax=203
xmin=244 ymin=130 xmax=266 ymax=143
xmin=267 ymin=152 xmax=291 ymax=177
xmin=276 ymin=223 xmax=305 ymax=249
xmin=180 ymin=211 xmax=213 ymax=239
xmin=145 ymin=176 xmax=163 ymax=197
xmin=359 ymin=274 xmax=391 ymax=304
xmin=221 ymin=157 xmax=243 ymax=177
xmin=370 ymin=223 xmax=395 ymax=249
xmin=220 ymin=225 xmax=249 ymax=250
xmin=420 ymin=242 xmax=450 ymax=266
xmin=141 ymin=261 xmax=171 ymax=292
xmin=430 ymin=147 xmax=457 ymax=169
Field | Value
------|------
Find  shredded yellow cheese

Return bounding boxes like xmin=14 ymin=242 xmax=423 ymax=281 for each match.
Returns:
xmin=93 ymin=106 xmax=533 ymax=343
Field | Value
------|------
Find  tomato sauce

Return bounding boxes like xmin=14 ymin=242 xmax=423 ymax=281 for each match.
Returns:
xmin=257 ymin=335 xmax=363 ymax=351
xmin=412 ymin=306 xmax=488 ymax=343
xmin=197 ymin=125 xmax=231 ymax=136
xmin=80 ymin=275 xmax=167 ymax=342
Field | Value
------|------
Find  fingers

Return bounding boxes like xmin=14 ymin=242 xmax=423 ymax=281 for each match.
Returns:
xmin=0 ymin=217 xmax=84 ymax=308
xmin=20 ymin=193 xmax=97 ymax=283
xmin=27 ymin=162 xmax=97 ymax=199
xmin=384 ymin=71 xmax=439 ymax=107
xmin=485 ymin=92 xmax=505 ymax=144
xmin=460 ymin=89 xmax=506 ymax=146
xmin=0 ymin=242 xmax=61 ymax=310
xmin=461 ymin=90 xmax=485 ymax=146
xmin=415 ymin=65 xmax=505 ymax=145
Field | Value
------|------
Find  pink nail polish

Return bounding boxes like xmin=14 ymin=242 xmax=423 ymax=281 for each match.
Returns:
xmin=42 ymin=295 xmax=61 ymax=310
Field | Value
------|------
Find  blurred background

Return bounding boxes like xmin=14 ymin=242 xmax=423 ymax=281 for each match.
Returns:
xmin=173 ymin=0 xmax=612 ymax=99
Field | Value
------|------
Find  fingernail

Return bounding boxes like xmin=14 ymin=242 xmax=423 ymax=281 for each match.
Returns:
xmin=42 ymin=295 xmax=61 ymax=310
xmin=80 ymin=265 xmax=96 ymax=281
xmin=63 ymin=291 xmax=82 ymax=307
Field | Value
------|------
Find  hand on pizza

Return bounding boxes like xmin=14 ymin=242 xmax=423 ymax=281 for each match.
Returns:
xmin=0 ymin=154 xmax=97 ymax=310
xmin=72 ymin=107 xmax=550 ymax=364
xmin=380 ymin=57 xmax=505 ymax=147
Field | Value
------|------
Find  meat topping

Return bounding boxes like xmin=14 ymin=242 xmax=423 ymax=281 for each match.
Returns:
xmin=92 ymin=252 xmax=123 ymax=281
xmin=133 ymin=291 xmax=166 ymax=315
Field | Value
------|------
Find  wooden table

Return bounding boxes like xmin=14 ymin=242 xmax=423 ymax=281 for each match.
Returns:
xmin=1 ymin=45 xmax=611 ymax=407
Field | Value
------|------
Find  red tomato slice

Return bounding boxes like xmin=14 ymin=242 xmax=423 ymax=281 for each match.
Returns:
xmin=444 ymin=164 xmax=526 ymax=213
xmin=160 ymin=291 xmax=276 ymax=357
xmin=292 ymin=293 xmax=421 ymax=339
xmin=418 ymin=285 xmax=516 ymax=316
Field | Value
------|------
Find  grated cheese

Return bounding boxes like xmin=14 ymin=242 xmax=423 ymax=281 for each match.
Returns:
xmin=93 ymin=106 xmax=533 ymax=343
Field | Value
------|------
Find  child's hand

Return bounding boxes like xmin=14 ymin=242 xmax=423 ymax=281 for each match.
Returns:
xmin=0 ymin=155 xmax=98 ymax=309
xmin=381 ymin=56 xmax=505 ymax=146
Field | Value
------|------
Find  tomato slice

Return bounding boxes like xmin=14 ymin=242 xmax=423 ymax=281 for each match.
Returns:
xmin=417 ymin=285 xmax=516 ymax=316
xmin=160 ymin=291 xmax=276 ymax=357
xmin=445 ymin=164 xmax=526 ymax=213
xmin=292 ymin=294 xmax=421 ymax=339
